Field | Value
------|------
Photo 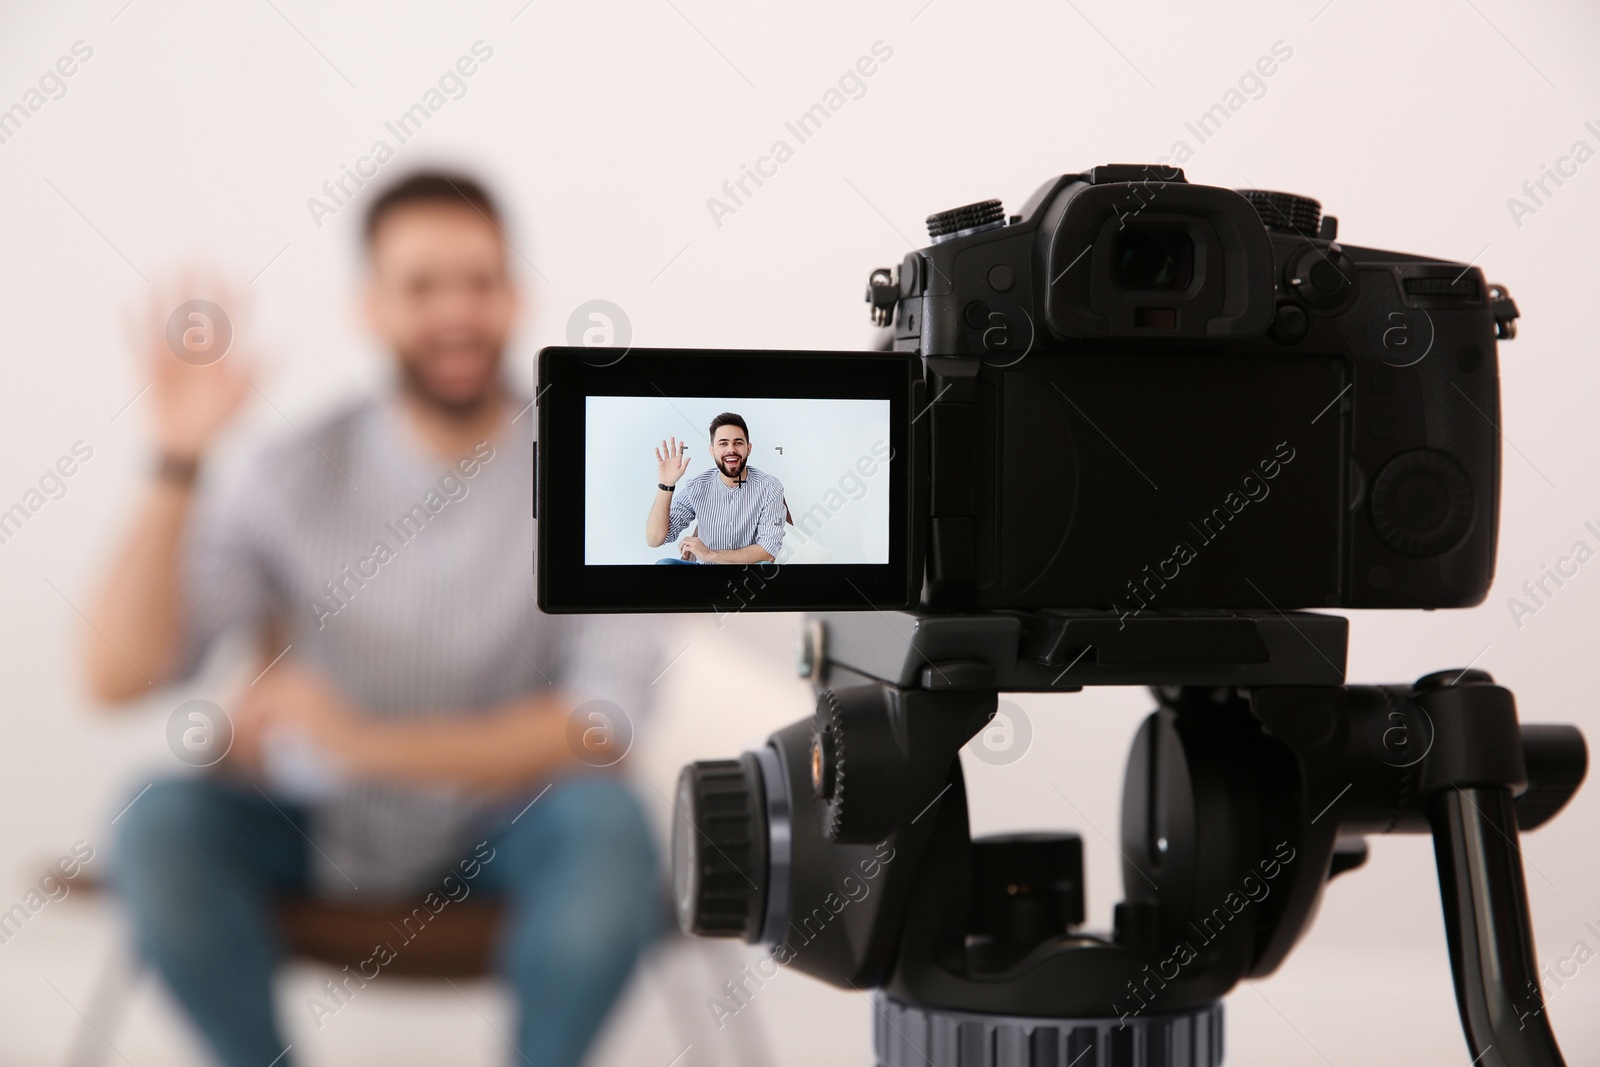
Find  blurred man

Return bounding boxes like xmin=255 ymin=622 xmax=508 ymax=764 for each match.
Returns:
xmin=646 ymin=413 xmax=785 ymax=564
xmin=85 ymin=172 xmax=661 ymax=1067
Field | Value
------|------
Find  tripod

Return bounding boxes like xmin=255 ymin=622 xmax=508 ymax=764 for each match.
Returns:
xmin=672 ymin=609 xmax=1587 ymax=1067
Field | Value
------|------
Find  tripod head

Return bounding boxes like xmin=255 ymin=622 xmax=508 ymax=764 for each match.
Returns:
xmin=672 ymin=610 xmax=1586 ymax=1067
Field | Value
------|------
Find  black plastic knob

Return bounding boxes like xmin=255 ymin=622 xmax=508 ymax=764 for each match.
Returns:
xmin=671 ymin=756 xmax=767 ymax=940
xmin=1240 ymin=189 xmax=1322 ymax=236
xmin=1414 ymin=667 xmax=1494 ymax=692
xmin=926 ymin=199 xmax=1005 ymax=241
xmin=1516 ymin=724 xmax=1588 ymax=831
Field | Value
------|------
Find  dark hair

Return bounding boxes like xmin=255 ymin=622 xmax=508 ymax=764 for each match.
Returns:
xmin=709 ymin=413 xmax=749 ymax=440
xmin=362 ymin=170 xmax=502 ymax=247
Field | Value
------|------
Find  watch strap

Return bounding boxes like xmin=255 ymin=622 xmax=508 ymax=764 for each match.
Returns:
xmin=154 ymin=453 xmax=202 ymax=488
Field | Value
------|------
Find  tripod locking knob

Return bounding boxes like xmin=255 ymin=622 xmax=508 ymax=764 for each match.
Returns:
xmin=671 ymin=755 xmax=768 ymax=941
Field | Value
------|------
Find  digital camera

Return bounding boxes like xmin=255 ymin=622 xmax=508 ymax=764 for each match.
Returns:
xmin=536 ymin=164 xmax=1520 ymax=614
xmin=545 ymin=169 xmax=1586 ymax=1067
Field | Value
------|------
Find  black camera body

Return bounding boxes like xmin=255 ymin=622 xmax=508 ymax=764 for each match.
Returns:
xmin=880 ymin=164 xmax=1518 ymax=613
xmin=535 ymin=165 xmax=1521 ymax=617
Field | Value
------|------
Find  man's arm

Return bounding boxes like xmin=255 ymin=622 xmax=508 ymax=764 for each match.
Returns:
xmin=681 ymin=541 xmax=773 ymax=565
xmin=753 ymin=479 xmax=786 ymax=559
xmin=85 ymin=286 xmax=253 ymax=703
xmin=343 ymin=613 xmax=659 ymax=790
xmin=339 ymin=693 xmax=586 ymax=791
xmin=85 ymin=480 xmax=196 ymax=701
xmin=232 ymin=670 xmax=581 ymax=792
xmin=240 ymin=612 xmax=664 ymax=792
xmin=645 ymin=436 xmax=692 ymax=546
xmin=644 ymin=487 xmax=676 ymax=548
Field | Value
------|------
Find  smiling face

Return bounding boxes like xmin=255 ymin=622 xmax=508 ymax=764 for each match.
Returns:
xmin=363 ymin=202 xmax=518 ymax=415
xmin=711 ymin=422 xmax=751 ymax=480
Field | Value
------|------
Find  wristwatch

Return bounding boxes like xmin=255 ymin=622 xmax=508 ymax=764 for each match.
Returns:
xmin=155 ymin=452 xmax=202 ymax=487
xmin=658 ymin=483 xmax=675 ymax=492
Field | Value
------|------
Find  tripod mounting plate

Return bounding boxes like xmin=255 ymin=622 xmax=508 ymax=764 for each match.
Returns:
xmin=809 ymin=609 xmax=1347 ymax=691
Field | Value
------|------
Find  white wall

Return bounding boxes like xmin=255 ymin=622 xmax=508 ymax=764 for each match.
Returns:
xmin=583 ymin=395 xmax=891 ymax=564
xmin=2 ymin=1 xmax=1600 ymax=1064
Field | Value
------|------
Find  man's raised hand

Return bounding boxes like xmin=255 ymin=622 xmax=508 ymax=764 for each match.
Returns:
xmin=655 ymin=436 xmax=690 ymax=486
xmin=131 ymin=273 xmax=255 ymax=464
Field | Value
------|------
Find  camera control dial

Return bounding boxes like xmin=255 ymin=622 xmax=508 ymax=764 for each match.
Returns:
xmin=1239 ymin=189 xmax=1322 ymax=236
xmin=926 ymin=199 xmax=1005 ymax=243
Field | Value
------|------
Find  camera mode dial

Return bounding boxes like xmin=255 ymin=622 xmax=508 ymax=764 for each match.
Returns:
xmin=927 ymin=199 xmax=1005 ymax=244
xmin=1240 ymin=189 xmax=1322 ymax=236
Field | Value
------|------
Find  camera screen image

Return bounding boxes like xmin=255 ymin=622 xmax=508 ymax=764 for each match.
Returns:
xmin=583 ymin=396 xmax=892 ymax=567
xmin=536 ymin=347 xmax=918 ymax=613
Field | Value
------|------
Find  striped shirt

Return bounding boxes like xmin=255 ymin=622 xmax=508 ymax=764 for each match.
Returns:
xmin=665 ymin=466 xmax=785 ymax=558
xmin=179 ymin=392 xmax=663 ymax=899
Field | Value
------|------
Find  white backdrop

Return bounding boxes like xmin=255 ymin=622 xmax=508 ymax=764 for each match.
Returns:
xmin=582 ymin=395 xmax=891 ymax=564
xmin=2 ymin=1 xmax=1599 ymax=1065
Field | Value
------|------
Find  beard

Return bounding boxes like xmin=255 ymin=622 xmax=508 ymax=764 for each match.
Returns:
xmin=715 ymin=454 xmax=746 ymax=480
xmin=394 ymin=340 xmax=504 ymax=418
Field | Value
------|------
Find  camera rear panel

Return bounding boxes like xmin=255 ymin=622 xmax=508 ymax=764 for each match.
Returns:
xmin=919 ymin=285 xmax=1503 ymax=613
xmin=925 ymin=352 xmax=1347 ymax=612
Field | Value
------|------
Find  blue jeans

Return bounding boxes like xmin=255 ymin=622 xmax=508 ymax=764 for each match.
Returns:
xmin=112 ymin=776 xmax=659 ymax=1067
xmin=655 ymin=557 xmax=698 ymax=565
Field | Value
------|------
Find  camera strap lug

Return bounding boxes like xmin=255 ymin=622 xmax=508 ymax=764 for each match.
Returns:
xmin=1489 ymin=283 xmax=1520 ymax=340
xmin=866 ymin=266 xmax=899 ymax=327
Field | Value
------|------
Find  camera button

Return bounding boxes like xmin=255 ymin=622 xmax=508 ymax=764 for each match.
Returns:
xmin=1268 ymin=301 xmax=1309 ymax=344
xmin=1311 ymin=259 xmax=1347 ymax=294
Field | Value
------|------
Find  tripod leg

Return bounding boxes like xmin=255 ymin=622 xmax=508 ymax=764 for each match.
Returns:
xmin=1430 ymin=785 xmax=1565 ymax=1067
